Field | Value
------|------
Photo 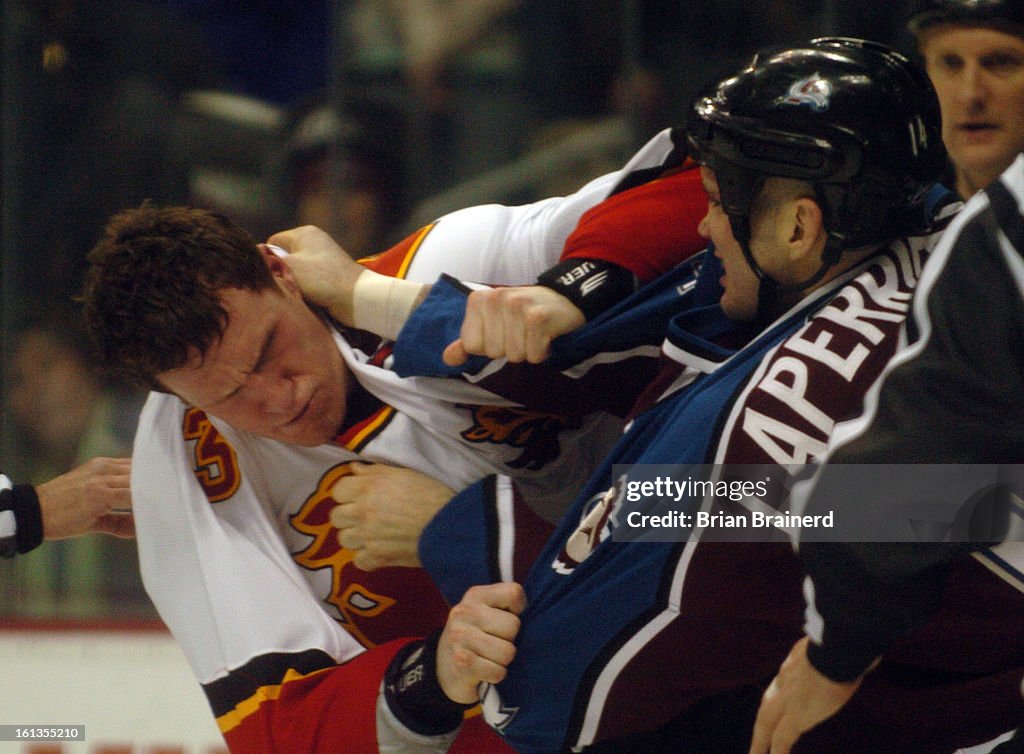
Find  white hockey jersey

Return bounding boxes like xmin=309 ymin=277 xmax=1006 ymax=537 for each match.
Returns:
xmin=130 ymin=130 xmax=682 ymax=751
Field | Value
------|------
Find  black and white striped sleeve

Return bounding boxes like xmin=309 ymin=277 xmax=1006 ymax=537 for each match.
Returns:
xmin=0 ymin=473 xmax=44 ymax=558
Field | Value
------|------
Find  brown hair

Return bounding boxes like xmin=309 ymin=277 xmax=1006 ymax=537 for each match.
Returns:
xmin=81 ymin=204 xmax=276 ymax=390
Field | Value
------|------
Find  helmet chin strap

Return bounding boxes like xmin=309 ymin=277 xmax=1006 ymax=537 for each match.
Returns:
xmin=737 ymin=226 xmax=847 ymax=328
xmin=754 ymin=275 xmax=781 ymax=329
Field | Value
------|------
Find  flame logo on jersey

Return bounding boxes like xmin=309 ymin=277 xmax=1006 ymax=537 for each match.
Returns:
xmin=290 ymin=463 xmax=396 ymax=648
xmin=183 ymin=408 xmax=241 ymax=503
xmin=458 ymin=405 xmax=581 ymax=471
xmin=777 ymin=72 xmax=832 ymax=112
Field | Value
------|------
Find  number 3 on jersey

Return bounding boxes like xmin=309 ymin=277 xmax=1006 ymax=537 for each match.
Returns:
xmin=183 ymin=407 xmax=242 ymax=503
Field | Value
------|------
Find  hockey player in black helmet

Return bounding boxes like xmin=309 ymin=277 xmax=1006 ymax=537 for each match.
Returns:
xmin=343 ymin=37 xmax=1007 ymax=754
xmin=686 ymin=37 xmax=949 ymax=324
xmin=909 ymin=0 xmax=1024 ymax=198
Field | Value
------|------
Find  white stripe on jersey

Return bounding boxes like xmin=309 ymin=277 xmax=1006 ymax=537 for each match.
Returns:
xmin=495 ymin=475 xmax=517 ymax=583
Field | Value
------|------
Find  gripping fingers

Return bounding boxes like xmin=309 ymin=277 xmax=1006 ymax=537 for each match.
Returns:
xmin=450 ymin=597 xmax=522 ymax=639
xmin=442 ymin=339 xmax=471 ymax=366
xmin=96 ymin=513 xmax=137 ymax=539
xmin=457 ymin=287 xmax=577 ymax=363
xmin=446 ymin=606 xmax=519 ymax=678
xmin=449 ymin=642 xmax=515 ymax=686
xmin=459 ymin=290 xmax=491 ymax=359
xmin=480 ymin=290 xmax=509 ymax=360
xmin=524 ymin=308 xmax=556 ymax=363
xmin=438 ymin=582 xmax=526 ymax=702
xmin=337 ymin=527 xmax=364 ymax=553
xmin=329 ymin=500 xmax=360 ymax=531
xmin=500 ymin=291 xmax=529 ymax=363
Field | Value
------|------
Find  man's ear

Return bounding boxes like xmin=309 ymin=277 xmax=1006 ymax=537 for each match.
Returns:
xmin=259 ymin=244 xmax=299 ymax=290
xmin=785 ymin=197 xmax=825 ymax=264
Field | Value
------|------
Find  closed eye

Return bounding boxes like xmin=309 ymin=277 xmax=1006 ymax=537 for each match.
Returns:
xmin=251 ymin=327 xmax=277 ymax=374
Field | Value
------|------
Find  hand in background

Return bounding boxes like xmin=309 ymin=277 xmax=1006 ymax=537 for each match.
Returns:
xmin=748 ymin=637 xmax=867 ymax=754
xmin=38 ymin=457 xmax=134 ymax=540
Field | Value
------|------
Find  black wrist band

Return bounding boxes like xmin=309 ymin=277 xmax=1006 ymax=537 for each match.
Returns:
xmin=0 ymin=487 xmax=15 ymax=559
xmin=537 ymin=257 xmax=638 ymax=321
xmin=0 ymin=484 xmax=42 ymax=558
xmin=9 ymin=485 xmax=43 ymax=556
xmin=384 ymin=632 xmax=475 ymax=737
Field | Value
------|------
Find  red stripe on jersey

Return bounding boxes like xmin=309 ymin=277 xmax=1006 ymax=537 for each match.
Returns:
xmin=331 ymin=381 xmax=396 ymax=452
xmin=358 ymin=223 xmax=437 ymax=279
xmin=335 ymin=405 xmax=395 ymax=452
xmin=561 ymin=162 xmax=707 ymax=283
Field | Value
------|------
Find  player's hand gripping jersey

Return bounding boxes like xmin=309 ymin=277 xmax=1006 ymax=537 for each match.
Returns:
xmin=398 ymin=189 xmax=1024 ymax=753
xmin=132 ymin=129 xmax=708 ymax=752
xmin=404 ymin=228 xmax=937 ymax=751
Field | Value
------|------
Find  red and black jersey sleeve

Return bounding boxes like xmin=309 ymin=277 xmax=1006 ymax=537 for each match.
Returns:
xmin=559 ymin=160 xmax=707 ymax=283
xmin=218 ymin=640 xmax=409 ymax=753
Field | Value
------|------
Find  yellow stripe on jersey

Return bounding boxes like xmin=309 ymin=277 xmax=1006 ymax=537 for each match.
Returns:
xmin=394 ymin=224 xmax=433 ymax=279
xmin=342 ymin=405 xmax=396 ymax=452
xmin=357 ymin=222 xmax=436 ymax=280
xmin=215 ymin=665 xmax=332 ymax=734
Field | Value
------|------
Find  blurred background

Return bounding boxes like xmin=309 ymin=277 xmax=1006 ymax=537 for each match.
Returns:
xmin=0 ymin=0 xmax=919 ymax=748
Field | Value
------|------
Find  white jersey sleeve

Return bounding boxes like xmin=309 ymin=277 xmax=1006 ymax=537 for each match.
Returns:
xmin=400 ymin=129 xmax=678 ymax=286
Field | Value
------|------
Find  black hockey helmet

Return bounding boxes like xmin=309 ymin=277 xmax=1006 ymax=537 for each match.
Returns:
xmin=685 ymin=37 xmax=946 ymax=300
xmin=909 ymin=0 xmax=1024 ymax=34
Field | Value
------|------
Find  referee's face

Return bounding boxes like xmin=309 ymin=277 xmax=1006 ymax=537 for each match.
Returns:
xmin=157 ymin=254 xmax=351 ymax=446
xmin=920 ymin=24 xmax=1024 ymax=196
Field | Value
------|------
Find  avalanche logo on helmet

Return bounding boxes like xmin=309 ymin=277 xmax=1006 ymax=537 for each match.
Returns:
xmin=778 ymin=73 xmax=832 ymax=111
